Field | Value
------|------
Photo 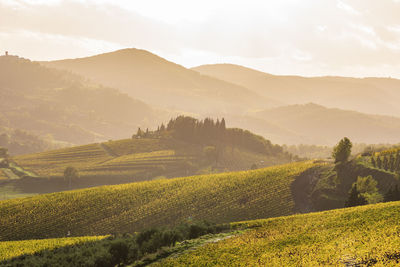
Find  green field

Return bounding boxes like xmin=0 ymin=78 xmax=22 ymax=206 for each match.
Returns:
xmin=0 ymin=236 xmax=107 ymax=262
xmin=156 ymin=201 xmax=400 ymax=266
xmin=0 ymin=161 xmax=318 ymax=241
xmin=11 ymin=138 xmax=284 ymax=182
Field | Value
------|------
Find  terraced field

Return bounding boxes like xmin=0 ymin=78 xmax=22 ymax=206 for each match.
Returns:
xmin=156 ymin=201 xmax=400 ymax=266
xmin=0 ymin=236 xmax=107 ymax=262
xmin=0 ymin=161 xmax=319 ymax=241
xmin=12 ymin=139 xmax=198 ymax=180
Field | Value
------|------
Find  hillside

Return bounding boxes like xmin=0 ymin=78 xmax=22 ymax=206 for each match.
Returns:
xmin=0 ymin=54 xmax=161 ymax=147
xmin=0 ymin=161 xmax=318 ymax=241
xmin=251 ymin=103 xmax=400 ymax=145
xmin=193 ymin=63 xmax=400 ymax=117
xmin=156 ymin=201 xmax=400 ymax=266
xmin=0 ymin=116 xmax=294 ymax=197
xmin=42 ymin=49 xmax=279 ymax=114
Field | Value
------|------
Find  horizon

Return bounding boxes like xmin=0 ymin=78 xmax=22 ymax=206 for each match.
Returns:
xmin=1 ymin=0 xmax=400 ymax=78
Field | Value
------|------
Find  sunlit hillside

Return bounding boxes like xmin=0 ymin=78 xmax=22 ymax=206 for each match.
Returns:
xmin=0 ymin=55 xmax=161 ymax=145
xmin=0 ymin=161 xmax=318 ymax=241
xmin=43 ymin=49 xmax=280 ymax=114
xmin=156 ymin=201 xmax=400 ymax=266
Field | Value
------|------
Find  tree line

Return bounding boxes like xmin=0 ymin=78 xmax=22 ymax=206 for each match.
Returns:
xmin=134 ymin=116 xmax=290 ymax=157
xmin=370 ymin=151 xmax=400 ymax=173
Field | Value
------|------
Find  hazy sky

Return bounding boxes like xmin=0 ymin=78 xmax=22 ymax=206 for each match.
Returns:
xmin=1 ymin=0 xmax=400 ymax=77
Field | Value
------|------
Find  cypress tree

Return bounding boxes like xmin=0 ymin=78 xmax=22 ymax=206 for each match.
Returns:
xmin=377 ymin=156 xmax=382 ymax=169
xmin=383 ymin=156 xmax=389 ymax=170
xmin=371 ymin=157 xmax=376 ymax=168
xmin=389 ymin=154 xmax=395 ymax=172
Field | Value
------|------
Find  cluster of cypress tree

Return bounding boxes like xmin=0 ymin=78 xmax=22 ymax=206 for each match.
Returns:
xmin=167 ymin=116 xmax=288 ymax=156
xmin=370 ymin=151 xmax=400 ymax=173
xmin=135 ymin=116 xmax=288 ymax=156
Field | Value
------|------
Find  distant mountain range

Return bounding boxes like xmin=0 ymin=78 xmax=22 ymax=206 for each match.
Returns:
xmin=250 ymin=103 xmax=400 ymax=145
xmin=43 ymin=49 xmax=280 ymax=114
xmin=193 ymin=63 xmax=400 ymax=117
xmin=1 ymin=48 xmax=400 ymax=151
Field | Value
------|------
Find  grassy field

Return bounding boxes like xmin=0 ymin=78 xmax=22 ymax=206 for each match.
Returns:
xmin=0 ymin=236 xmax=107 ymax=262
xmin=12 ymin=137 xmax=291 ymax=180
xmin=0 ymin=161 xmax=318 ymax=241
xmin=156 ymin=201 xmax=400 ymax=266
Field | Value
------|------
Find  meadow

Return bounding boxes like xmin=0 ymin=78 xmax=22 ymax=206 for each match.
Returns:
xmin=156 ymin=201 xmax=400 ymax=266
xmin=0 ymin=161 xmax=318 ymax=241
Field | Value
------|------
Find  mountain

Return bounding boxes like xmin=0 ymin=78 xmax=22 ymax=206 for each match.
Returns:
xmin=193 ymin=64 xmax=400 ymax=117
xmin=0 ymin=54 xmax=162 ymax=147
xmin=42 ymin=49 xmax=280 ymax=114
xmin=251 ymin=103 xmax=400 ymax=145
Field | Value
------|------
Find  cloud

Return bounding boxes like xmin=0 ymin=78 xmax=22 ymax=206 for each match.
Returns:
xmin=0 ymin=0 xmax=400 ymax=77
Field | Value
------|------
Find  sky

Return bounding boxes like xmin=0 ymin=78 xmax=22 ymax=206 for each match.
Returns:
xmin=1 ymin=0 xmax=400 ymax=77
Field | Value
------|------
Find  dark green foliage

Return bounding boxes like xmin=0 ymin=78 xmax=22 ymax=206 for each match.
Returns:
xmin=384 ymin=185 xmax=400 ymax=202
xmin=109 ymin=240 xmax=129 ymax=265
xmin=345 ymin=184 xmax=368 ymax=207
xmin=2 ymin=221 xmax=229 ymax=267
xmin=332 ymin=137 xmax=352 ymax=164
xmin=157 ymin=116 xmax=290 ymax=157
xmin=383 ymin=156 xmax=389 ymax=171
xmin=251 ymin=163 xmax=258 ymax=170
xmin=376 ymin=156 xmax=382 ymax=169
xmin=370 ymin=157 xmax=376 ymax=168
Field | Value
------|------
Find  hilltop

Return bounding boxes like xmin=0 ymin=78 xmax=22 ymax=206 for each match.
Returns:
xmin=42 ymin=49 xmax=279 ymax=114
xmin=0 ymin=55 xmax=162 ymax=146
xmin=193 ymin=63 xmax=400 ymax=117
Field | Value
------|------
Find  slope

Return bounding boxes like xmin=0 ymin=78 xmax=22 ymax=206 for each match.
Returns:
xmin=6 ymin=116 xmax=294 ymax=196
xmin=0 ymin=161 xmax=319 ymax=241
xmin=156 ymin=201 xmax=400 ymax=266
xmin=252 ymin=103 xmax=400 ymax=145
xmin=42 ymin=49 xmax=279 ymax=114
xmin=193 ymin=63 xmax=400 ymax=117
xmin=0 ymin=54 xmax=161 ymax=147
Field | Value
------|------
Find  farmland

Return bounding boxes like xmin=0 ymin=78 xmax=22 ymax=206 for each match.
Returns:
xmin=156 ymin=201 xmax=400 ymax=266
xmin=0 ymin=236 xmax=107 ymax=262
xmin=0 ymin=161 xmax=319 ymax=241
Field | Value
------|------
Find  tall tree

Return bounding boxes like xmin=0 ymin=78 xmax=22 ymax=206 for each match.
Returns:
xmin=332 ymin=137 xmax=352 ymax=164
xmin=377 ymin=156 xmax=382 ymax=169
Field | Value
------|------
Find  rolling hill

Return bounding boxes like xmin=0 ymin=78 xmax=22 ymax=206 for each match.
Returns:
xmin=156 ymin=201 xmax=400 ymax=266
xmin=193 ymin=63 xmax=400 ymax=117
xmin=251 ymin=103 xmax=400 ymax=145
xmin=0 ymin=161 xmax=318 ymax=241
xmin=0 ymin=116 xmax=294 ymax=198
xmin=2 ymin=189 xmax=400 ymax=265
xmin=0 ymin=54 xmax=162 ymax=147
xmin=42 ymin=49 xmax=280 ymax=114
